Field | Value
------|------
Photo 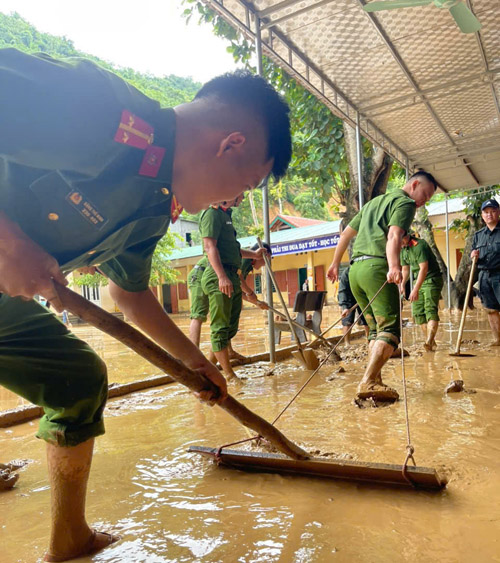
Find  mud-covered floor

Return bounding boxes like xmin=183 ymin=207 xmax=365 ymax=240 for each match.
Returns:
xmin=1 ymin=303 xmax=499 ymax=562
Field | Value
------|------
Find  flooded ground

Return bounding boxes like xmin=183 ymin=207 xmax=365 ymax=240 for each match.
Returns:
xmin=1 ymin=302 xmax=499 ymax=562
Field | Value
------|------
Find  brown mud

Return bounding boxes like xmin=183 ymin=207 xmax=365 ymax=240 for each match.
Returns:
xmin=1 ymin=304 xmax=499 ymax=562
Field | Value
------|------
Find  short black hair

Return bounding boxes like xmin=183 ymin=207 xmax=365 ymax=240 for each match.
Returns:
xmin=195 ymin=70 xmax=292 ymax=180
xmin=251 ymin=241 xmax=272 ymax=255
xmin=409 ymin=170 xmax=438 ymax=191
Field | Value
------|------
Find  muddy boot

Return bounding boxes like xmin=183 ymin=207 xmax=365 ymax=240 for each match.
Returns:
xmin=356 ymin=382 xmax=399 ymax=402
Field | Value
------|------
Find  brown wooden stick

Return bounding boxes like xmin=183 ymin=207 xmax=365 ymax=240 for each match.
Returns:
xmin=53 ymin=282 xmax=308 ymax=460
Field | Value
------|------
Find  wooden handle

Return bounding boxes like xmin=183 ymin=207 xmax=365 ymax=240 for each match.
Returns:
xmin=52 ymin=281 xmax=308 ymax=460
xmin=453 ymin=255 xmax=478 ymax=354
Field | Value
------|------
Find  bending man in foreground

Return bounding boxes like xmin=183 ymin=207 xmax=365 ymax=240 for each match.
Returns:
xmin=471 ymin=198 xmax=500 ymax=346
xmin=327 ymin=172 xmax=437 ymax=401
xmin=400 ymin=233 xmax=443 ymax=351
xmin=0 ymin=48 xmax=291 ymax=562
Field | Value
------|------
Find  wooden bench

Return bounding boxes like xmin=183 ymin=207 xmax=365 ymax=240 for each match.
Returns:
xmin=274 ymin=290 xmax=327 ymax=344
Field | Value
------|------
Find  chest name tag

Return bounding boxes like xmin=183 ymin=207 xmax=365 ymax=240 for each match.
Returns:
xmin=66 ymin=191 xmax=108 ymax=230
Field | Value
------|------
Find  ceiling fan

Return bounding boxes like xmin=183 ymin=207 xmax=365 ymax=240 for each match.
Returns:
xmin=363 ymin=0 xmax=482 ymax=34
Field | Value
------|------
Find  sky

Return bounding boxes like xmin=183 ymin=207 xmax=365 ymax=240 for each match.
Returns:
xmin=0 ymin=0 xmax=241 ymax=83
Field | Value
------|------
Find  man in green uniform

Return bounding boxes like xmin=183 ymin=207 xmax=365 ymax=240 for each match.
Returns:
xmin=0 ymin=48 xmax=291 ymax=561
xmin=327 ymin=171 xmax=437 ymax=401
xmin=188 ymin=241 xmax=270 ymax=350
xmin=400 ymin=234 xmax=444 ymax=350
xmin=199 ymin=196 xmax=265 ymax=380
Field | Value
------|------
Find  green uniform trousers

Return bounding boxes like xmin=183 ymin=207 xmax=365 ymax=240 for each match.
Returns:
xmin=201 ymin=267 xmax=242 ymax=352
xmin=188 ymin=267 xmax=209 ymax=322
xmin=0 ymin=295 xmax=108 ymax=446
xmin=412 ymin=277 xmax=443 ymax=325
xmin=349 ymin=258 xmax=400 ymax=348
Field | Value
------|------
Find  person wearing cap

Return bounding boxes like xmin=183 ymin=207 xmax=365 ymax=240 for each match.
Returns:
xmin=471 ymin=197 xmax=500 ymax=346
xmin=199 ymin=196 xmax=267 ymax=380
xmin=0 ymin=48 xmax=291 ymax=562
xmin=327 ymin=171 xmax=437 ymax=402
xmin=400 ymin=233 xmax=443 ymax=351
xmin=338 ymin=266 xmax=369 ymax=345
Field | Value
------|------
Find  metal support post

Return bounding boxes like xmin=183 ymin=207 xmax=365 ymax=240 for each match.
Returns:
xmin=445 ymin=194 xmax=451 ymax=310
xmin=255 ymin=16 xmax=276 ymax=363
xmin=355 ymin=112 xmax=363 ymax=209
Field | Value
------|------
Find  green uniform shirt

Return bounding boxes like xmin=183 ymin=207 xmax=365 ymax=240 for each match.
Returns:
xmin=349 ymin=190 xmax=416 ymax=259
xmin=0 ymin=48 xmax=176 ymax=292
xmin=401 ymin=238 xmax=441 ymax=281
xmin=240 ymin=258 xmax=254 ymax=279
xmin=199 ymin=207 xmax=242 ymax=268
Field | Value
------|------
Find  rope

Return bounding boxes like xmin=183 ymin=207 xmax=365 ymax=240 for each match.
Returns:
xmin=271 ymin=280 xmax=389 ymax=426
xmin=399 ymin=291 xmax=417 ymax=486
xmin=214 ymin=436 xmax=261 ymax=463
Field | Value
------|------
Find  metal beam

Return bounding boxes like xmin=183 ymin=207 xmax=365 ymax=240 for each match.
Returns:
xmin=254 ymin=14 xmax=276 ymax=363
xmin=261 ymin=0 xmax=337 ymax=30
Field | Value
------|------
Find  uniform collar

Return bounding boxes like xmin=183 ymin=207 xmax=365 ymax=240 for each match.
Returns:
xmin=150 ymin=108 xmax=176 ymax=186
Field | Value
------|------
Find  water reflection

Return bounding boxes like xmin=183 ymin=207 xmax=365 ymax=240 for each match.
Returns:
xmin=0 ymin=305 xmax=499 ymax=562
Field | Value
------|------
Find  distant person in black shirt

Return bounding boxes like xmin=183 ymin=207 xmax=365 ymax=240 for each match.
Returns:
xmin=471 ymin=198 xmax=500 ymax=346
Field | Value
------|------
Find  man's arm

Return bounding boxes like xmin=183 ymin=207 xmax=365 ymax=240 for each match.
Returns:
xmin=203 ymin=237 xmax=233 ymax=298
xmin=386 ymin=225 xmax=405 ymax=284
xmin=239 ymin=274 xmax=268 ymax=309
xmin=0 ymin=211 xmax=67 ymax=308
xmin=408 ymin=261 xmax=429 ymax=302
xmin=108 ymin=281 xmax=227 ymax=401
xmin=327 ymin=226 xmax=357 ymax=282
xmin=241 ymin=248 xmax=265 ymax=260
xmin=401 ymin=265 xmax=410 ymax=294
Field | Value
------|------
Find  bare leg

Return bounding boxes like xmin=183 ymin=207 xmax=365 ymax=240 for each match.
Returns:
xmin=343 ymin=325 xmax=352 ymax=346
xmin=363 ymin=326 xmax=370 ymax=339
xmin=45 ymin=439 xmax=118 ymax=562
xmin=420 ymin=323 xmax=427 ymax=341
xmin=425 ymin=320 xmax=439 ymax=351
xmin=188 ymin=318 xmax=203 ymax=348
xmin=214 ymin=347 xmax=239 ymax=380
xmin=227 ymin=340 xmax=247 ymax=361
xmin=487 ymin=311 xmax=500 ymax=346
xmin=357 ymin=340 xmax=399 ymax=401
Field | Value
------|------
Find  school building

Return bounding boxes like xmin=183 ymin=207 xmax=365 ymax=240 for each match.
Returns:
xmin=78 ymin=197 xmax=467 ymax=314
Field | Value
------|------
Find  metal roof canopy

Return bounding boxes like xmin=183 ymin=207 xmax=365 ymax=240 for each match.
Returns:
xmin=203 ymin=0 xmax=500 ymax=191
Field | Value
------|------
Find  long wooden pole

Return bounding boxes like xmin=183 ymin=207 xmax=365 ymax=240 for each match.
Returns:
xmin=452 ymin=255 xmax=478 ymax=355
xmin=53 ymin=282 xmax=308 ymax=460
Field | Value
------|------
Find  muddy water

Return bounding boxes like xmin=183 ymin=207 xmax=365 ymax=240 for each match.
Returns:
xmin=1 ymin=305 xmax=499 ymax=562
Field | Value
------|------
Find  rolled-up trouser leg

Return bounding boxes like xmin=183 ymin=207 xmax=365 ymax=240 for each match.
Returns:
xmin=227 ymin=275 xmax=243 ymax=341
xmin=201 ymin=267 xmax=234 ymax=352
xmin=188 ymin=269 xmax=209 ymax=322
xmin=349 ymin=258 xmax=400 ymax=348
xmin=0 ymin=295 xmax=108 ymax=446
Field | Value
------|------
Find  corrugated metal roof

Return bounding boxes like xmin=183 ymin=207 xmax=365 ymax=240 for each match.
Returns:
xmin=204 ymin=0 xmax=500 ymax=192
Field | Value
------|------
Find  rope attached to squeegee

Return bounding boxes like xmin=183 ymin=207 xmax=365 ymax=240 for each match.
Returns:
xmin=270 ymin=279 xmax=389 ymax=426
xmin=399 ymin=292 xmax=417 ymax=486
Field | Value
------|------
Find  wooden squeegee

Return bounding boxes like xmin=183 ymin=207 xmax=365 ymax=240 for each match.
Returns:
xmin=188 ymin=446 xmax=447 ymax=490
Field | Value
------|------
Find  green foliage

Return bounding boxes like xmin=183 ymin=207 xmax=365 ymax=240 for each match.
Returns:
xmin=293 ymin=189 xmax=330 ymax=220
xmin=150 ymin=232 xmax=183 ymax=286
xmin=182 ymin=1 xmax=350 ymax=206
xmin=450 ymin=185 xmax=500 ymax=235
xmin=0 ymin=12 xmax=201 ymax=108
xmin=72 ymin=273 xmax=109 ymax=289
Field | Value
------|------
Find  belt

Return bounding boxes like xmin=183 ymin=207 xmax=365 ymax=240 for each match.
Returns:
xmin=351 ymin=255 xmax=386 ymax=263
xmin=194 ymin=265 xmax=205 ymax=272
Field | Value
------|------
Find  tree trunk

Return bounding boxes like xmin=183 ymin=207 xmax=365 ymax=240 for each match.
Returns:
xmin=449 ymin=216 xmax=480 ymax=311
xmin=412 ymin=206 xmax=452 ymax=308
xmin=342 ymin=122 xmax=393 ymax=226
